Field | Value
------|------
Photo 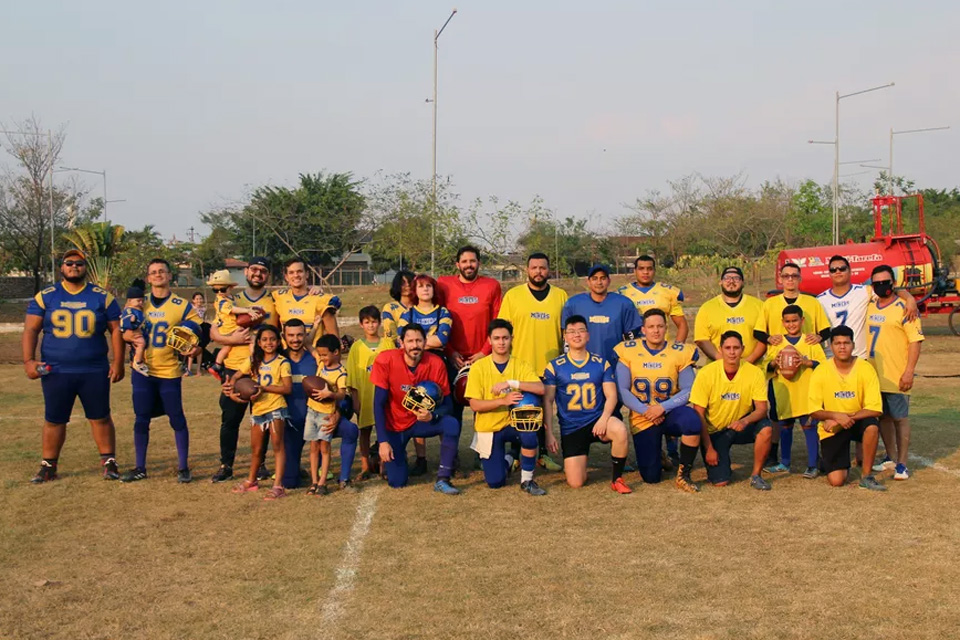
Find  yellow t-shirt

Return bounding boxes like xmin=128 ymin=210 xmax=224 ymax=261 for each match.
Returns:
xmin=694 ymin=294 xmax=764 ymax=358
xmin=143 ymin=294 xmax=203 ymax=379
xmin=346 ymin=338 xmax=394 ymax=428
xmin=272 ymin=289 xmax=336 ymax=334
xmin=307 ymin=363 xmax=347 ymax=414
xmin=613 ymin=340 xmax=699 ymax=434
xmin=617 ymin=281 xmax=684 ymax=317
xmin=755 ymin=293 xmax=831 ymax=339
xmin=866 ymin=299 xmax=924 ymax=394
xmin=497 ymin=284 xmax=568 ymax=376
xmin=689 ymin=360 xmax=766 ymax=434
xmin=807 ymin=358 xmax=882 ymax=440
xmin=381 ymin=300 xmax=409 ymax=344
xmin=214 ymin=295 xmax=239 ymax=335
xmin=762 ymin=337 xmax=826 ymax=421
xmin=238 ymin=355 xmax=292 ymax=417
xmin=223 ymin=289 xmax=278 ymax=371
xmin=464 ymin=355 xmax=540 ymax=433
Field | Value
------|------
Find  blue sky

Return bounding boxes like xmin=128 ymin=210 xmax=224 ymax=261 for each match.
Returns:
xmin=3 ymin=1 xmax=957 ymax=239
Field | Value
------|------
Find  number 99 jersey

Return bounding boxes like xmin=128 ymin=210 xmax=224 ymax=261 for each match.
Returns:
xmin=143 ymin=294 xmax=202 ymax=379
xmin=543 ymin=354 xmax=614 ymax=435
xmin=27 ymin=282 xmax=121 ymax=373
xmin=613 ymin=340 xmax=699 ymax=433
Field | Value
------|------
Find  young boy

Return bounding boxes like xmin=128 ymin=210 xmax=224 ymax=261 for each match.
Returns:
xmin=763 ymin=304 xmax=826 ymax=478
xmin=206 ymin=269 xmax=262 ymax=382
xmin=304 ymin=334 xmax=359 ymax=495
xmin=121 ymin=279 xmax=150 ymax=376
xmin=345 ymin=306 xmax=395 ymax=479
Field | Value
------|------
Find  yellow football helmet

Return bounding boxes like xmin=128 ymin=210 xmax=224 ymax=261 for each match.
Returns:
xmin=166 ymin=326 xmax=199 ymax=355
xmin=401 ymin=381 xmax=443 ymax=414
xmin=510 ymin=392 xmax=543 ymax=432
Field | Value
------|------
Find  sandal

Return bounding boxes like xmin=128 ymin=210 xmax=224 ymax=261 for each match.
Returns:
xmin=263 ymin=486 xmax=286 ymax=501
xmin=231 ymin=480 xmax=258 ymax=494
xmin=354 ymin=471 xmax=371 ymax=482
xmin=306 ymin=483 xmax=319 ymax=496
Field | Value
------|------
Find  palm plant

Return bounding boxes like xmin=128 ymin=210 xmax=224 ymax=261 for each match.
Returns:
xmin=62 ymin=222 xmax=126 ymax=289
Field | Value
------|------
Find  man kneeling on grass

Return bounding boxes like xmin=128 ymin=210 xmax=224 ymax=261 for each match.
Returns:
xmin=807 ymin=326 xmax=886 ymax=491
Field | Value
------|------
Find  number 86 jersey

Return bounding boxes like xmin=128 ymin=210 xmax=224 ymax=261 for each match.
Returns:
xmin=142 ymin=294 xmax=202 ymax=379
xmin=613 ymin=340 xmax=699 ymax=433
xmin=543 ymin=354 xmax=614 ymax=435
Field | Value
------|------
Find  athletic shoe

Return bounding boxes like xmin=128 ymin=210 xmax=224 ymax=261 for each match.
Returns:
xmin=30 ymin=461 xmax=57 ymax=484
xmin=210 ymin=465 xmax=233 ymax=483
xmin=668 ymin=450 xmax=680 ymax=469
xmin=177 ymin=468 xmax=193 ymax=484
xmin=763 ymin=463 xmax=790 ymax=474
xmin=859 ymin=475 xmax=887 ymax=491
xmin=610 ymin=477 xmax=633 ymax=494
xmin=894 ymin=464 xmax=910 ymax=481
xmin=872 ymin=456 xmax=895 ymax=472
xmin=409 ymin=457 xmax=428 ymax=477
xmin=206 ymin=362 xmax=225 ymax=383
xmin=120 ymin=467 xmax=147 ymax=483
xmin=433 ymin=479 xmax=461 ymax=495
xmin=660 ymin=450 xmax=674 ymax=472
xmin=263 ymin=486 xmax=286 ymax=501
xmin=339 ymin=480 xmax=359 ymax=493
xmin=802 ymin=466 xmax=819 ymax=479
xmin=102 ymin=458 xmax=120 ymax=481
xmin=256 ymin=464 xmax=271 ymax=481
xmin=520 ymin=480 xmax=547 ymax=496
xmin=538 ymin=455 xmax=562 ymax=472
xmin=623 ymin=462 xmax=636 ymax=473
xmin=675 ymin=465 xmax=700 ymax=493
xmin=750 ymin=474 xmax=772 ymax=491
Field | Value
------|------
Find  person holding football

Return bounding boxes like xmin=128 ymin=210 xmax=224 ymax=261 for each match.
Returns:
xmin=205 ymin=269 xmax=262 ymax=382
xmin=371 ymin=324 xmax=461 ymax=494
xmin=754 ymin=262 xmax=831 ymax=349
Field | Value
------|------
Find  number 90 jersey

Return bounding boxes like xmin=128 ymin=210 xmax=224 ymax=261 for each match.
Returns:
xmin=543 ymin=354 xmax=614 ymax=435
xmin=614 ymin=340 xmax=699 ymax=433
xmin=143 ymin=294 xmax=202 ymax=379
xmin=27 ymin=282 xmax=121 ymax=373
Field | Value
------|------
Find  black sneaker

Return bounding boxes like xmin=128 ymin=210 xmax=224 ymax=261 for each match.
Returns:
xmin=338 ymin=480 xmax=359 ymax=493
xmin=211 ymin=465 xmax=233 ymax=483
xmin=102 ymin=458 xmax=120 ymax=481
xmin=520 ymin=479 xmax=547 ymax=496
xmin=120 ymin=467 xmax=147 ymax=483
xmin=256 ymin=464 xmax=271 ymax=481
xmin=178 ymin=468 xmax=193 ymax=484
xmin=409 ymin=457 xmax=428 ymax=477
xmin=206 ymin=362 xmax=225 ymax=382
xmin=30 ymin=461 xmax=57 ymax=484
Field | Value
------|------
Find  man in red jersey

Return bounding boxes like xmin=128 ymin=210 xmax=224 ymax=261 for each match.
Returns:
xmin=437 ymin=245 xmax=503 ymax=425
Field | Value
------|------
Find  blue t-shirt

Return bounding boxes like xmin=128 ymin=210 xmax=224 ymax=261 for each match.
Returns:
xmin=286 ymin=349 xmax=317 ymax=425
xmin=120 ymin=307 xmax=145 ymax=332
xmin=26 ymin=282 xmax=122 ymax=373
xmin=543 ymin=353 xmax=615 ymax=434
xmin=561 ymin=292 xmax=640 ymax=364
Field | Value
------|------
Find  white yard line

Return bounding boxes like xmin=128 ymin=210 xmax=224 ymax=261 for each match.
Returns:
xmin=319 ymin=487 xmax=381 ymax=633
xmin=908 ymin=454 xmax=960 ymax=479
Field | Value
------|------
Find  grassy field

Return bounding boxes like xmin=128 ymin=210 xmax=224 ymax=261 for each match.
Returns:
xmin=2 ymin=287 xmax=960 ymax=639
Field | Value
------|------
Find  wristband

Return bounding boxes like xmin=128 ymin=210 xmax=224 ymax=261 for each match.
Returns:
xmin=507 ymin=379 xmax=520 ymax=390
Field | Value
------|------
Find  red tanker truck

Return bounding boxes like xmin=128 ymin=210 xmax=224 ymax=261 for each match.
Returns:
xmin=775 ymin=193 xmax=960 ymax=334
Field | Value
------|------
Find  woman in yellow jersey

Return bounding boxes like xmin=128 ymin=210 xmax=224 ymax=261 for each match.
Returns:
xmin=227 ymin=325 xmax=292 ymax=500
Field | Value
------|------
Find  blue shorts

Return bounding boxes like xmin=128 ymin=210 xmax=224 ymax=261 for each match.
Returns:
xmin=41 ymin=371 xmax=111 ymax=424
xmin=881 ymin=393 xmax=910 ymax=419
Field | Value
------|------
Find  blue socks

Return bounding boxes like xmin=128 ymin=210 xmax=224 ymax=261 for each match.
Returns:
xmin=780 ymin=427 xmax=794 ymax=466
xmin=803 ymin=428 xmax=819 ymax=468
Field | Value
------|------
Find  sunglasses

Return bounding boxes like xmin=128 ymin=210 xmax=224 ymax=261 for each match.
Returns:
xmin=781 ymin=273 xmax=800 ymax=279
xmin=63 ymin=260 xmax=86 ymax=267
xmin=829 ymin=266 xmax=849 ymax=273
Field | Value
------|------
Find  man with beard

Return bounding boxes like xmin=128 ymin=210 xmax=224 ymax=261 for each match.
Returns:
xmin=280 ymin=318 xmax=317 ymax=488
xmin=694 ymin=266 xmax=766 ymax=364
xmin=618 ymin=255 xmax=689 ymax=343
xmin=23 ymin=249 xmax=126 ymax=483
xmin=497 ymin=252 xmax=567 ymax=471
xmin=561 ymin=264 xmax=640 ymax=364
xmin=272 ymin=257 xmax=340 ymax=345
xmin=209 ymin=257 xmax=278 ymax=483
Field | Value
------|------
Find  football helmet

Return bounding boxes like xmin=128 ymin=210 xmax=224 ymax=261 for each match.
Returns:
xmin=167 ymin=326 xmax=200 ymax=355
xmin=510 ymin=392 xmax=543 ymax=432
xmin=402 ymin=381 xmax=443 ymax=415
xmin=453 ymin=364 xmax=471 ymax=405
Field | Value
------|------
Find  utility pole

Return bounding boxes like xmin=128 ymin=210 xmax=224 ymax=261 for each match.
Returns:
xmin=430 ymin=8 xmax=457 ymax=276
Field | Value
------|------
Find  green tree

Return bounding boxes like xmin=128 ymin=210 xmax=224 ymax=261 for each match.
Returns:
xmin=62 ymin=222 xmax=126 ymax=289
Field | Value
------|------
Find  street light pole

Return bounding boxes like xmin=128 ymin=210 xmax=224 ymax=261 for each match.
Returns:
xmin=888 ymin=126 xmax=950 ymax=195
xmin=59 ymin=167 xmax=109 ymax=223
xmin=431 ymin=8 xmax=457 ymax=276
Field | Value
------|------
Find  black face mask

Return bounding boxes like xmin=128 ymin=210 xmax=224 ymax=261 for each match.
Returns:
xmin=873 ymin=281 xmax=894 ymax=298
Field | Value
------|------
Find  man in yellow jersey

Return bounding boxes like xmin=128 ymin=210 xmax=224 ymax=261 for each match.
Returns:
xmin=865 ymin=265 xmax=923 ymax=481
xmin=690 ymin=330 xmax=773 ymax=490
xmin=210 ymin=257 xmax=279 ymax=483
xmin=120 ymin=258 xmax=202 ymax=484
xmin=754 ymin=262 xmax=831 ymax=347
xmin=808 ymin=326 xmax=886 ymax=490
xmin=272 ymin=257 xmax=340 ymax=345
xmin=694 ymin=266 xmax=765 ymax=364
xmin=617 ymin=254 xmax=688 ymax=342
xmin=497 ymin=252 xmax=568 ymax=471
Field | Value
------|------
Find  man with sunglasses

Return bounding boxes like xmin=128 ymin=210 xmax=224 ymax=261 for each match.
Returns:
xmin=23 ymin=249 xmax=125 ymax=483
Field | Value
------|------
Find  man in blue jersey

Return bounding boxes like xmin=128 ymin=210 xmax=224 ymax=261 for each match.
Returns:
xmin=23 ymin=249 xmax=126 ymax=483
xmin=544 ymin=315 xmax=632 ymax=492
xmin=281 ymin=318 xmax=315 ymax=488
xmin=560 ymin=264 xmax=641 ymax=364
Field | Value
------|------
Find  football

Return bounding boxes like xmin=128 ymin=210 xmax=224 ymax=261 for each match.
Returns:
xmin=236 ymin=306 xmax=265 ymax=329
xmin=778 ymin=346 xmax=802 ymax=380
xmin=302 ymin=375 xmax=331 ymax=398
xmin=233 ymin=377 xmax=260 ymax=402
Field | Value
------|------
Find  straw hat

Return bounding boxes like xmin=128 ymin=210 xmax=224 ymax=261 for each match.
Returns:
xmin=206 ymin=269 xmax=238 ymax=287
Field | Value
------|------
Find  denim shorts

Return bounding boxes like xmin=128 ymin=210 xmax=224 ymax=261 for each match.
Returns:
xmin=304 ymin=408 xmax=334 ymax=442
xmin=251 ymin=408 xmax=289 ymax=428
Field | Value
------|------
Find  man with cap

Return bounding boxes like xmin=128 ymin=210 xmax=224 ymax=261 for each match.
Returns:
xmin=561 ymin=264 xmax=640 ymax=364
xmin=23 ymin=249 xmax=126 ymax=482
xmin=694 ymin=266 xmax=766 ymax=364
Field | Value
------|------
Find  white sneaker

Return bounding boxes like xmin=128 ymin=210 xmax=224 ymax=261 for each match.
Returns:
xmin=872 ymin=456 xmax=895 ymax=472
xmin=894 ymin=464 xmax=910 ymax=481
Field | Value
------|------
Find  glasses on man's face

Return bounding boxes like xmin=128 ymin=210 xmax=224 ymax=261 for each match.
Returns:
xmin=829 ymin=266 xmax=849 ymax=273
xmin=63 ymin=260 xmax=86 ymax=267
xmin=148 ymin=270 xmax=168 ymax=276
xmin=722 ymin=276 xmax=743 ymax=283
xmin=781 ymin=273 xmax=800 ymax=280
xmin=565 ymin=329 xmax=587 ymax=336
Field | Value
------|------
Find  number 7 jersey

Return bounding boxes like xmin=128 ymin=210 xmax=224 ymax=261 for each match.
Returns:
xmin=543 ymin=353 xmax=614 ymax=435
xmin=613 ymin=340 xmax=699 ymax=433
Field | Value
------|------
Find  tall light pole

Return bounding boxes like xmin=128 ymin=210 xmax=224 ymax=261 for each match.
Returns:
xmin=58 ymin=167 xmax=112 ymax=223
xmin=1 ymin=128 xmax=56 ymax=282
xmin=430 ymin=8 xmax=457 ymax=276
xmin=888 ymin=126 xmax=950 ymax=194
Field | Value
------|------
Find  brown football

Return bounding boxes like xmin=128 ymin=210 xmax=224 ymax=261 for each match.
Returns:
xmin=302 ymin=375 xmax=331 ymax=397
xmin=236 ymin=306 xmax=265 ymax=329
xmin=778 ymin=346 xmax=801 ymax=380
xmin=233 ymin=377 xmax=260 ymax=401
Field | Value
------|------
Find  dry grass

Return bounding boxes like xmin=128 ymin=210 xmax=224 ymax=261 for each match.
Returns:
xmin=1 ymin=302 xmax=959 ymax=639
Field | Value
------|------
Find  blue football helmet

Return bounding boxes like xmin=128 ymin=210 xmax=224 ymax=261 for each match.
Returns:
xmin=510 ymin=392 xmax=543 ymax=432
xmin=402 ymin=380 xmax=443 ymax=414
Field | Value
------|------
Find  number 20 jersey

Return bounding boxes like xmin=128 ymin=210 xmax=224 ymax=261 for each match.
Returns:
xmin=543 ymin=354 xmax=614 ymax=435
xmin=613 ymin=340 xmax=699 ymax=433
